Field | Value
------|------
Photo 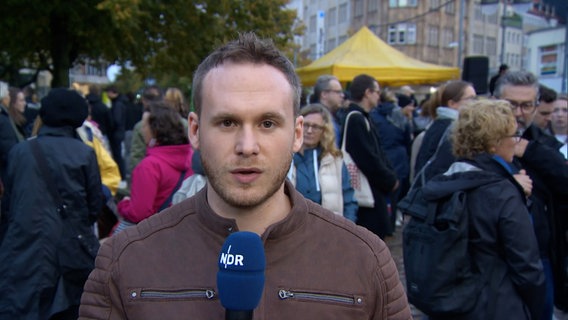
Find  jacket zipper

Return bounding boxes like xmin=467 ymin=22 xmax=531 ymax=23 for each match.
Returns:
xmin=132 ymin=289 xmax=216 ymax=300
xmin=278 ymin=289 xmax=362 ymax=305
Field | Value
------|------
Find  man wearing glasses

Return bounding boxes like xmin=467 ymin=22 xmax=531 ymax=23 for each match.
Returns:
xmin=312 ymin=75 xmax=345 ymax=143
xmin=343 ymin=74 xmax=399 ymax=239
xmin=494 ymin=71 xmax=568 ymax=319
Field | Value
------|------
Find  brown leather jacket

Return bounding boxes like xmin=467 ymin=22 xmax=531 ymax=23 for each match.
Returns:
xmin=80 ymin=181 xmax=411 ymax=319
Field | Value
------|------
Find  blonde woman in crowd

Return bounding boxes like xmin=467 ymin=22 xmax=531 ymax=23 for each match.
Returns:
xmin=422 ymin=100 xmax=544 ymax=320
xmin=289 ymin=103 xmax=358 ymax=222
xmin=164 ymin=87 xmax=190 ymax=119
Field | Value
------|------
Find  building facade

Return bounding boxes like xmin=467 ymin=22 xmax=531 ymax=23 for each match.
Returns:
xmin=525 ymin=26 xmax=566 ymax=92
xmin=292 ymin=0 xmax=565 ymax=84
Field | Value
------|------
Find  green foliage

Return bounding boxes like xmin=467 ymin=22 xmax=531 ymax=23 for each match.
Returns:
xmin=0 ymin=0 xmax=302 ymax=88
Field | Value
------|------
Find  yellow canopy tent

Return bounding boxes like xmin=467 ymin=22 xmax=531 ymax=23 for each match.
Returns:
xmin=296 ymin=26 xmax=460 ymax=87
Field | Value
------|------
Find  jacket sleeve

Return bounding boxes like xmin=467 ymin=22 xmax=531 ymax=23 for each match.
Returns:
xmin=79 ymin=239 xmax=126 ymax=320
xmin=345 ymin=113 xmax=397 ymax=193
xmin=521 ymin=140 xmax=568 ymax=196
xmin=128 ymin=123 xmax=146 ymax=173
xmin=373 ymin=240 xmax=413 ymax=319
xmin=118 ymin=159 xmax=160 ymax=223
xmin=341 ymin=163 xmax=358 ymax=222
xmin=92 ymin=137 xmax=121 ymax=196
xmin=86 ymin=149 xmax=104 ymax=223
xmin=498 ymin=186 xmax=546 ymax=319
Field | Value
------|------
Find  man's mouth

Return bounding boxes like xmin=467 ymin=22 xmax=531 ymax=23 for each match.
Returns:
xmin=230 ymin=168 xmax=262 ymax=184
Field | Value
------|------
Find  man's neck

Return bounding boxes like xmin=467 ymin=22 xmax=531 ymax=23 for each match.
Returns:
xmin=354 ymin=100 xmax=371 ymax=113
xmin=321 ymin=101 xmax=337 ymax=114
xmin=207 ymin=183 xmax=292 ymax=235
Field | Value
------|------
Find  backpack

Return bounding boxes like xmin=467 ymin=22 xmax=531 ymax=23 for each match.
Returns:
xmin=399 ymin=187 xmax=483 ymax=316
xmin=399 ymin=128 xmax=489 ymax=316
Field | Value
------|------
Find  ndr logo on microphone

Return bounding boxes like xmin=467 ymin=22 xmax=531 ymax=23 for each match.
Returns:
xmin=219 ymin=245 xmax=244 ymax=268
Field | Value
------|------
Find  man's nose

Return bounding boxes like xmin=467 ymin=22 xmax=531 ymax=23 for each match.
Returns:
xmin=235 ymin=126 xmax=260 ymax=156
xmin=513 ymin=106 xmax=523 ymax=117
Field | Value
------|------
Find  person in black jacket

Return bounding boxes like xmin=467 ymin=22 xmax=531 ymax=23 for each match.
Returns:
xmin=488 ymin=63 xmax=508 ymax=97
xmin=105 ymin=85 xmax=127 ymax=179
xmin=0 ymin=88 xmax=103 ymax=319
xmin=344 ymin=74 xmax=398 ymax=239
xmin=494 ymin=70 xmax=568 ymax=319
xmin=424 ymin=100 xmax=545 ymax=319
xmin=0 ymin=82 xmax=22 ymax=215
xmin=414 ymin=80 xmax=476 ymax=186
xmin=86 ymin=84 xmax=112 ymax=140
xmin=369 ymin=90 xmax=413 ymax=230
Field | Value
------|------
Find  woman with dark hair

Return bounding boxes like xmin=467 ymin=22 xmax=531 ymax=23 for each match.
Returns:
xmin=422 ymin=100 xmax=545 ymax=319
xmin=116 ymin=102 xmax=193 ymax=229
xmin=289 ymin=103 xmax=357 ymax=221
xmin=7 ymin=87 xmax=28 ymax=138
xmin=413 ymin=80 xmax=476 ymax=185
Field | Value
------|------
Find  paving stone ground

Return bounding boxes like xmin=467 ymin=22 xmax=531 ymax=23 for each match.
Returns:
xmin=384 ymin=226 xmax=426 ymax=319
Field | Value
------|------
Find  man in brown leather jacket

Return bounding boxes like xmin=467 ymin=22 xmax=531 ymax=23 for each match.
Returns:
xmin=79 ymin=32 xmax=411 ymax=320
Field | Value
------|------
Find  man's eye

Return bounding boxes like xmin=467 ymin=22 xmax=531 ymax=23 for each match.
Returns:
xmin=221 ymin=120 xmax=234 ymax=127
xmin=261 ymin=121 xmax=275 ymax=129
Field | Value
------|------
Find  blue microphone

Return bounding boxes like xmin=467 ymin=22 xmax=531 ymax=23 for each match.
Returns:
xmin=217 ymin=231 xmax=266 ymax=320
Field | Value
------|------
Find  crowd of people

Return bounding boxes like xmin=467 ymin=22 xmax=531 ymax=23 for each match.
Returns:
xmin=0 ymin=32 xmax=566 ymax=319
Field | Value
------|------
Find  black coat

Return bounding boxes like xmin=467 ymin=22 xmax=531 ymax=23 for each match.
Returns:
xmin=424 ymin=154 xmax=546 ymax=320
xmin=414 ymin=117 xmax=454 ymax=186
xmin=0 ymin=105 xmax=21 ymax=178
xmin=515 ymin=124 xmax=568 ymax=311
xmin=0 ymin=125 xmax=103 ymax=318
xmin=86 ymin=93 xmax=112 ymax=137
xmin=369 ymin=102 xmax=412 ymax=182
xmin=343 ymin=103 xmax=397 ymax=238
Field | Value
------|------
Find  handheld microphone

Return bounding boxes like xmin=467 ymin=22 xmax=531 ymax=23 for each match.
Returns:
xmin=217 ymin=231 xmax=266 ymax=320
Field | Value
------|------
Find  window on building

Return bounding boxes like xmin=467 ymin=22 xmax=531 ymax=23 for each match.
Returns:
xmin=488 ymin=12 xmax=498 ymax=24
xmin=355 ymin=0 xmax=364 ymax=16
xmin=327 ymin=7 xmax=337 ymax=27
xmin=325 ymin=38 xmax=337 ymax=53
xmin=443 ymin=28 xmax=454 ymax=47
xmin=408 ymin=24 xmax=417 ymax=44
xmin=473 ymin=35 xmax=484 ymax=54
xmin=368 ymin=0 xmax=378 ymax=12
xmin=309 ymin=44 xmax=317 ymax=59
xmin=388 ymin=25 xmax=397 ymax=44
xmin=475 ymin=5 xmax=483 ymax=20
xmin=338 ymin=3 xmax=348 ymax=23
xmin=445 ymin=0 xmax=455 ymax=14
xmin=430 ymin=0 xmax=440 ymax=9
xmin=539 ymin=45 xmax=559 ymax=76
xmin=486 ymin=37 xmax=496 ymax=55
xmin=339 ymin=35 xmax=348 ymax=45
xmin=309 ymin=15 xmax=316 ymax=32
xmin=427 ymin=25 xmax=439 ymax=46
xmin=388 ymin=23 xmax=417 ymax=45
xmin=390 ymin=0 xmax=418 ymax=7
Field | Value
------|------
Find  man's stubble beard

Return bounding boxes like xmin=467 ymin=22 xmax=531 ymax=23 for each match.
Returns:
xmin=200 ymin=150 xmax=293 ymax=209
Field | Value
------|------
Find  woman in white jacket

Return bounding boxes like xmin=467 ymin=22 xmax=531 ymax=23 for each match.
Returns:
xmin=289 ymin=103 xmax=358 ymax=221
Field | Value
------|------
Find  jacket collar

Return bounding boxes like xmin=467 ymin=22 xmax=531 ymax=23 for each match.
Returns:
xmin=347 ymin=103 xmax=368 ymax=116
xmin=523 ymin=124 xmax=563 ymax=150
xmin=38 ymin=125 xmax=80 ymax=139
xmin=195 ymin=179 xmax=308 ymax=241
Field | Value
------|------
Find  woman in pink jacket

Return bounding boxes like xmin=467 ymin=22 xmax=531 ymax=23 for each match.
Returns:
xmin=116 ymin=102 xmax=193 ymax=228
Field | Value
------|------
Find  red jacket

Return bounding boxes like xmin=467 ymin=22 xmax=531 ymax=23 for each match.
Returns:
xmin=118 ymin=144 xmax=192 ymax=222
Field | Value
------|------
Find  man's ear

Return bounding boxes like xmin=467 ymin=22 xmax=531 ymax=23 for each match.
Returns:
xmin=188 ymin=112 xmax=200 ymax=150
xmin=293 ymin=116 xmax=304 ymax=153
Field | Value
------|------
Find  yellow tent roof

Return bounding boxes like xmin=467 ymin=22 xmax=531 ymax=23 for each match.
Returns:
xmin=296 ymin=26 xmax=460 ymax=87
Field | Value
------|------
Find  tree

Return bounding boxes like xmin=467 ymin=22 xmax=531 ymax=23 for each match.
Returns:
xmin=0 ymin=0 xmax=301 ymax=88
